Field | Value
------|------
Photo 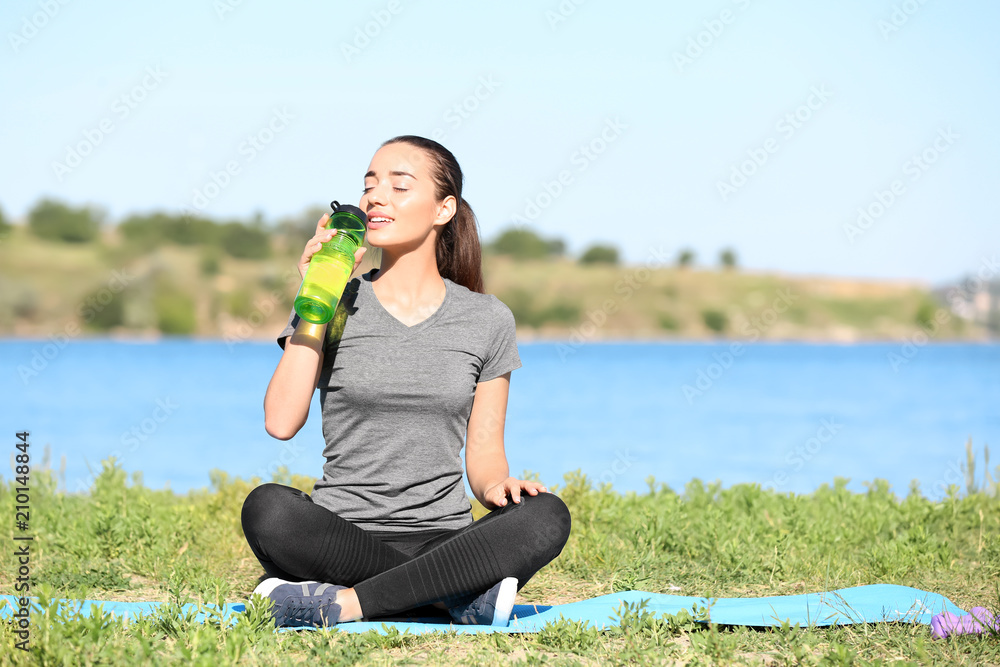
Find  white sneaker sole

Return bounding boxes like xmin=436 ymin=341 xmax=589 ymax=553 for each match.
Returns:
xmin=253 ymin=577 xmax=321 ymax=599
xmin=491 ymin=577 xmax=518 ymax=626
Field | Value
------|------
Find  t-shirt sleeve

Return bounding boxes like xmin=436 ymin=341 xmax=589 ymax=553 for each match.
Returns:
xmin=478 ymin=297 xmax=522 ymax=382
xmin=276 ymin=307 xmax=300 ymax=350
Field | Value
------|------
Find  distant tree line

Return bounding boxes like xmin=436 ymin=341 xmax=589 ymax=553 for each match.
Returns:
xmin=6 ymin=198 xmax=742 ymax=269
xmin=0 ymin=204 xmax=12 ymax=236
xmin=484 ymin=227 xmax=619 ymax=266
xmin=479 ymin=233 xmax=739 ymax=271
xmin=25 ymin=199 xmax=103 ymax=243
xmin=675 ymin=247 xmax=738 ymax=270
xmin=118 ymin=212 xmax=271 ymax=259
xmin=17 ymin=199 xmax=272 ymax=260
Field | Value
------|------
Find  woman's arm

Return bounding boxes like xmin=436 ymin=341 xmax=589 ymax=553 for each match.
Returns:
xmin=466 ymin=371 xmax=547 ymax=508
xmin=263 ymin=213 xmax=366 ymax=440
xmin=263 ymin=320 xmax=327 ymax=440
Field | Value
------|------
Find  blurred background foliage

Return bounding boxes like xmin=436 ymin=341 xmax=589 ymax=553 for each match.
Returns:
xmin=0 ymin=197 xmax=995 ymax=340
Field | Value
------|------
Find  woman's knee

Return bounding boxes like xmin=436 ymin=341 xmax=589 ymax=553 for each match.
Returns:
xmin=520 ymin=492 xmax=572 ymax=553
xmin=240 ymin=482 xmax=307 ymax=537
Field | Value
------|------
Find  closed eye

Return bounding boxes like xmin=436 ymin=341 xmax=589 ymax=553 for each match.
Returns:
xmin=362 ymin=186 xmax=409 ymax=193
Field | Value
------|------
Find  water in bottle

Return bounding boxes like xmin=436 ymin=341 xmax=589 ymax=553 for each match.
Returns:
xmin=293 ymin=201 xmax=368 ymax=324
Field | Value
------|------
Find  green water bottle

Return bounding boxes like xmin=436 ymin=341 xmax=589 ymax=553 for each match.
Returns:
xmin=293 ymin=200 xmax=368 ymax=324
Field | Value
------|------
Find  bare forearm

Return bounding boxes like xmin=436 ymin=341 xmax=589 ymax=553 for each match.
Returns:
xmin=263 ymin=320 xmax=327 ymax=440
xmin=468 ymin=450 xmax=509 ymax=505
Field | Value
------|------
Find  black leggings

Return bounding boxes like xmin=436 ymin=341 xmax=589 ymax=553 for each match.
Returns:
xmin=240 ymin=483 xmax=572 ymax=618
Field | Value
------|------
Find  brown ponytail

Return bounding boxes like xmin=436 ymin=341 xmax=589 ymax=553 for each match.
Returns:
xmin=380 ymin=135 xmax=485 ymax=294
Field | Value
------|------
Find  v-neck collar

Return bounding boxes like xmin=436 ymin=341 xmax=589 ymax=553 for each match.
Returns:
xmin=363 ymin=269 xmax=451 ymax=335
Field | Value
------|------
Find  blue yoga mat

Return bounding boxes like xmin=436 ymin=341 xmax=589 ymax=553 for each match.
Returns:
xmin=0 ymin=584 xmax=966 ymax=635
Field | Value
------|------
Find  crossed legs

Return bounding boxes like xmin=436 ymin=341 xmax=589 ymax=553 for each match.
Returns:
xmin=240 ymin=483 xmax=572 ymax=619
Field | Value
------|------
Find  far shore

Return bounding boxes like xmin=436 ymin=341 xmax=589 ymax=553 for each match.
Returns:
xmin=1 ymin=331 xmax=995 ymax=344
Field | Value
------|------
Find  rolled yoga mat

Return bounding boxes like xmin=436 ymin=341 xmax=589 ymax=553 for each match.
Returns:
xmin=0 ymin=584 xmax=966 ymax=635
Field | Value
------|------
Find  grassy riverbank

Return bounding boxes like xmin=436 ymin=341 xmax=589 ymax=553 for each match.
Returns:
xmin=0 ymin=223 xmax=986 ymax=342
xmin=2 ymin=457 xmax=999 ymax=665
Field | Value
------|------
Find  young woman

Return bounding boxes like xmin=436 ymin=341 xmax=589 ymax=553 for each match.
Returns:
xmin=240 ymin=136 xmax=572 ymax=628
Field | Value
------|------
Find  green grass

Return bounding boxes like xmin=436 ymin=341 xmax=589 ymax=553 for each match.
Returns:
xmin=2 ymin=456 xmax=1000 ymax=665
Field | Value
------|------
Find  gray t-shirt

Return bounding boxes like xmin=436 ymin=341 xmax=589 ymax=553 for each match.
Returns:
xmin=276 ymin=268 xmax=522 ymax=532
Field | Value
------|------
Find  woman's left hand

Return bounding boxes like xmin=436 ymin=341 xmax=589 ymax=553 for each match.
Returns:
xmin=483 ymin=477 xmax=548 ymax=509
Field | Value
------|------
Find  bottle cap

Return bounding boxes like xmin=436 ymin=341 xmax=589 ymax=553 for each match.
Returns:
xmin=330 ymin=200 xmax=368 ymax=223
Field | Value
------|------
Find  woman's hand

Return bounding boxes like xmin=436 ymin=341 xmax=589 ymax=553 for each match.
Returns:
xmin=483 ymin=477 xmax=549 ymax=509
xmin=297 ymin=213 xmax=367 ymax=280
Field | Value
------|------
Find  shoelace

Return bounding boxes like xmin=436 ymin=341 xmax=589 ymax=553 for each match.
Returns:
xmin=451 ymin=596 xmax=492 ymax=623
xmin=279 ymin=597 xmax=337 ymax=626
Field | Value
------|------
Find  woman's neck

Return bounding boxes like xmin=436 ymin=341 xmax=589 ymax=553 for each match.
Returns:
xmin=371 ymin=247 xmax=446 ymax=306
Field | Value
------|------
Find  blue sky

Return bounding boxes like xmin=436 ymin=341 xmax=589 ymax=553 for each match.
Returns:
xmin=2 ymin=0 xmax=998 ymax=283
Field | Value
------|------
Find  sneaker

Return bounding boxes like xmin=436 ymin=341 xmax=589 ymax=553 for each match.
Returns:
xmin=252 ymin=578 xmax=347 ymax=628
xmin=448 ymin=577 xmax=518 ymax=626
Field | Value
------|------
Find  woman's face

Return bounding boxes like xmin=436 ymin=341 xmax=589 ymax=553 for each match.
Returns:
xmin=360 ymin=142 xmax=455 ymax=251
